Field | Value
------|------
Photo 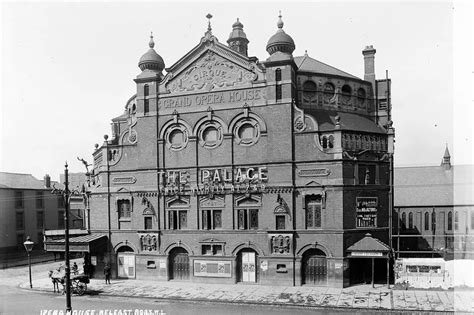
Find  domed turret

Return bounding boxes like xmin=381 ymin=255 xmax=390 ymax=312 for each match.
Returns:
xmin=227 ymin=18 xmax=249 ymax=56
xmin=266 ymin=12 xmax=295 ymax=56
xmin=138 ymin=33 xmax=165 ymax=73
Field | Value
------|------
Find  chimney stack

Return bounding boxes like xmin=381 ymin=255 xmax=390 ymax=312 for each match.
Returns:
xmin=44 ymin=174 xmax=51 ymax=188
xmin=362 ymin=45 xmax=376 ymax=85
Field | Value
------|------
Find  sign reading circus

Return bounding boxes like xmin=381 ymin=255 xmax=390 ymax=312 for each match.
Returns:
xmin=158 ymin=167 xmax=268 ymax=196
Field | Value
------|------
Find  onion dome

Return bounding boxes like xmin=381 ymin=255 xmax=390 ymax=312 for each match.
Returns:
xmin=266 ymin=12 xmax=295 ymax=55
xmin=227 ymin=18 xmax=249 ymax=56
xmin=138 ymin=33 xmax=165 ymax=72
xmin=227 ymin=18 xmax=248 ymax=43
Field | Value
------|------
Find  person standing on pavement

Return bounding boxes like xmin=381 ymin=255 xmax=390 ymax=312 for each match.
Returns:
xmin=104 ymin=263 xmax=111 ymax=284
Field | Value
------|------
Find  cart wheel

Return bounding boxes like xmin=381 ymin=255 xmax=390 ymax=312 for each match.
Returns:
xmin=76 ymin=282 xmax=87 ymax=296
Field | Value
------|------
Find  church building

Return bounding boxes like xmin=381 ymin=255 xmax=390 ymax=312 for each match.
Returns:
xmin=86 ymin=14 xmax=395 ymax=287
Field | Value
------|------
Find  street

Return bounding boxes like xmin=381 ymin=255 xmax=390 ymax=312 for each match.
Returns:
xmin=0 ymin=261 xmax=348 ymax=315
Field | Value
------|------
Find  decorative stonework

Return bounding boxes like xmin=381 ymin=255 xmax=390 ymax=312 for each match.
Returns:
xmin=270 ymin=234 xmax=292 ymax=254
xmin=166 ymin=51 xmax=257 ymax=93
xmin=200 ymin=195 xmax=225 ymax=208
xmin=139 ymin=233 xmax=158 ymax=251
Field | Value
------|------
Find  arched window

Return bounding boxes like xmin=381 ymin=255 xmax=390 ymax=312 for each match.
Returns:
xmin=321 ymin=136 xmax=328 ymax=149
xmin=432 ymin=211 xmax=436 ymax=231
xmin=328 ymin=135 xmax=334 ymax=148
xmin=408 ymin=212 xmax=413 ymax=229
xmin=401 ymin=212 xmax=406 ymax=229
xmin=198 ymin=121 xmax=223 ymax=149
xmin=275 ymin=68 xmax=281 ymax=82
xmin=234 ymin=118 xmax=261 ymax=146
xmin=454 ymin=211 xmax=459 ymax=230
xmin=357 ymin=88 xmax=366 ymax=105
xmin=448 ymin=211 xmax=453 ymax=231
xmin=323 ymin=82 xmax=335 ymax=102
xmin=144 ymin=84 xmax=149 ymax=97
xmin=424 ymin=212 xmax=430 ymax=231
xmin=306 ymin=195 xmax=322 ymax=228
xmin=341 ymin=84 xmax=351 ymax=102
xmin=303 ymin=80 xmax=317 ymax=101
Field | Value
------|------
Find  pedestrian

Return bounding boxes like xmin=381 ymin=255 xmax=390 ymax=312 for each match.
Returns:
xmin=104 ymin=263 xmax=111 ymax=284
xmin=72 ymin=262 xmax=78 ymax=275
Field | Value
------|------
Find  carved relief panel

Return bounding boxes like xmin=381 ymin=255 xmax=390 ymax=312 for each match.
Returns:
xmin=166 ymin=51 xmax=257 ymax=93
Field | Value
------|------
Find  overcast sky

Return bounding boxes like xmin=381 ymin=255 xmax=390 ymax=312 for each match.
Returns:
xmin=1 ymin=0 xmax=473 ymax=181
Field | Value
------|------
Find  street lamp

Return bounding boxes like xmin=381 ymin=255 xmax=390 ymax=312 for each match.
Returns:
xmin=23 ymin=236 xmax=34 ymax=288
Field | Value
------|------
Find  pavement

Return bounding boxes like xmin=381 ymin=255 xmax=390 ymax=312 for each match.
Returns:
xmin=18 ymin=274 xmax=474 ymax=313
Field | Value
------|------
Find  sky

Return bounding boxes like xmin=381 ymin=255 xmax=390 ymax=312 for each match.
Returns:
xmin=1 ymin=0 xmax=473 ymax=181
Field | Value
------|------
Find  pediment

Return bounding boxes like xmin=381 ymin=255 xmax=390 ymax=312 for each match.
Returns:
xmin=161 ymin=35 xmax=264 ymax=95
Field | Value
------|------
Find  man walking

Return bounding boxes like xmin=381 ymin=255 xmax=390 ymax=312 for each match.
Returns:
xmin=104 ymin=263 xmax=111 ymax=284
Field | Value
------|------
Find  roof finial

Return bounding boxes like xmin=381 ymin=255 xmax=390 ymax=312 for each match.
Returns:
xmin=305 ymin=50 xmax=308 ymax=56
xmin=277 ymin=10 xmax=284 ymax=29
xmin=206 ymin=13 xmax=213 ymax=34
xmin=149 ymin=32 xmax=155 ymax=49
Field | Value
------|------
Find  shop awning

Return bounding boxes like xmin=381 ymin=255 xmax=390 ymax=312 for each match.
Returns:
xmin=347 ymin=233 xmax=390 ymax=258
xmin=44 ymin=234 xmax=108 ymax=253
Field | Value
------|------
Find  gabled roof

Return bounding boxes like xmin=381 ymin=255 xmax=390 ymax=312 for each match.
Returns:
xmin=394 ymin=164 xmax=474 ymax=207
xmin=294 ymin=55 xmax=360 ymax=79
xmin=0 ymin=172 xmax=47 ymax=189
xmin=347 ymin=233 xmax=390 ymax=252
xmin=304 ymin=109 xmax=386 ymax=134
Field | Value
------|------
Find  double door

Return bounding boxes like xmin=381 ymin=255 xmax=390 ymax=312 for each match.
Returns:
xmin=241 ymin=251 xmax=256 ymax=282
xmin=117 ymin=253 xmax=135 ymax=278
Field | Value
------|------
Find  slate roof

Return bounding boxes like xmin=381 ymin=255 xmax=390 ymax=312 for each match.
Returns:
xmin=294 ymin=55 xmax=360 ymax=79
xmin=0 ymin=172 xmax=48 ymax=189
xmin=304 ymin=109 xmax=387 ymax=134
xmin=347 ymin=233 xmax=390 ymax=252
xmin=394 ymin=164 xmax=474 ymax=207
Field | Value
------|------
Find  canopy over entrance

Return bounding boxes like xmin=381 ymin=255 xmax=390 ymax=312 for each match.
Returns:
xmin=346 ymin=233 xmax=391 ymax=288
xmin=44 ymin=233 xmax=108 ymax=253
xmin=347 ymin=233 xmax=390 ymax=258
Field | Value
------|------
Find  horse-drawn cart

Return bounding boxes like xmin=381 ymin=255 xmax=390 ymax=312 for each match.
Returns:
xmin=71 ymin=274 xmax=89 ymax=295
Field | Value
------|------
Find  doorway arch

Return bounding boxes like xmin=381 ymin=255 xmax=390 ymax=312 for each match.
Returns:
xmin=116 ymin=245 xmax=135 ymax=279
xmin=169 ymin=247 xmax=190 ymax=280
xmin=236 ymin=248 xmax=258 ymax=283
xmin=302 ymin=248 xmax=327 ymax=285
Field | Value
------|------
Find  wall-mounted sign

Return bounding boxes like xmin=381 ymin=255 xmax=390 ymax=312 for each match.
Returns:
xmin=158 ymin=167 xmax=268 ymax=196
xmin=112 ymin=176 xmax=137 ymax=185
xmin=356 ymin=197 xmax=378 ymax=228
xmin=194 ymin=260 xmax=232 ymax=278
xmin=260 ymin=260 xmax=268 ymax=271
xmin=297 ymin=168 xmax=331 ymax=177
xmin=158 ymin=88 xmax=265 ymax=109
xmin=350 ymin=252 xmax=383 ymax=257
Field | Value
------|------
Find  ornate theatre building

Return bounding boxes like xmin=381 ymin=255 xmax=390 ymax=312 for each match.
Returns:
xmin=88 ymin=14 xmax=395 ymax=287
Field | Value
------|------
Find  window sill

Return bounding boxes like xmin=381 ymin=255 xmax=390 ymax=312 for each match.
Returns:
xmin=119 ymin=218 xmax=131 ymax=222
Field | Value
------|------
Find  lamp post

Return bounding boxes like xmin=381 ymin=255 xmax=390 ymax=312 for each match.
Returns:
xmin=23 ymin=236 xmax=34 ymax=288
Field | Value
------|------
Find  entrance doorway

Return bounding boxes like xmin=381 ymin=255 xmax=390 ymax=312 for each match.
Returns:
xmin=349 ymin=258 xmax=387 ymax=286
xmin=169 ymin=247 xmax=190 ymax=280
xmin=117 ymin=246 xmax=135 ymax=279
xmin=238 ymin=249 xmax=257 ymax=283
xmin=302 ymin=249 xmax=327 ymax=285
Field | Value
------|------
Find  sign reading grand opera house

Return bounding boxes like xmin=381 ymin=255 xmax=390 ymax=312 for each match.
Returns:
xmin=83 ymin=14 xmax=395 ymax=287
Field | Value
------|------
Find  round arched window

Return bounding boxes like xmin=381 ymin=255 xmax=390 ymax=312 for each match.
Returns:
xmin=357 ymin=88 xmax=366 ymax=106
xmin=198 ymin=121 xmax=223 ymax=149
xmin=170 ymin=129 xmax=184 ymax=145
xmin=234 ymin=118 xmax=260 ymax=146
xmin=303 ymin=80 xmax=317 ymax=102
xmin=165 ymin=124 xmax=189 ymax=151
xmin=323 ymin=82 xmax=335 ymax=102
xmin=341 ymin=85 xmax=352 ymax=102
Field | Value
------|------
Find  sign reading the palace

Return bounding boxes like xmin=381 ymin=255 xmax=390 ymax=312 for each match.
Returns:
xmin=158 ymin=88 xmax=265 ymax=109
xmin=158 ymin=167 xmax=268 ymax=196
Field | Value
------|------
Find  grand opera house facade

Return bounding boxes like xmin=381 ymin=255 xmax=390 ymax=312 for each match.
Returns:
xmin=85 ymin=14 xmax=395 ymax=287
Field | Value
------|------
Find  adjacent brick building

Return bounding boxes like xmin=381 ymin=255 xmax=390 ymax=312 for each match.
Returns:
xmin=85 ymin=14 xmax=394 ymax=287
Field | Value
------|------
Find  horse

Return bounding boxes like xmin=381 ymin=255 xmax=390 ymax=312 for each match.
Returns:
xmin=48 ymin=270 xmax=65 ymax=294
